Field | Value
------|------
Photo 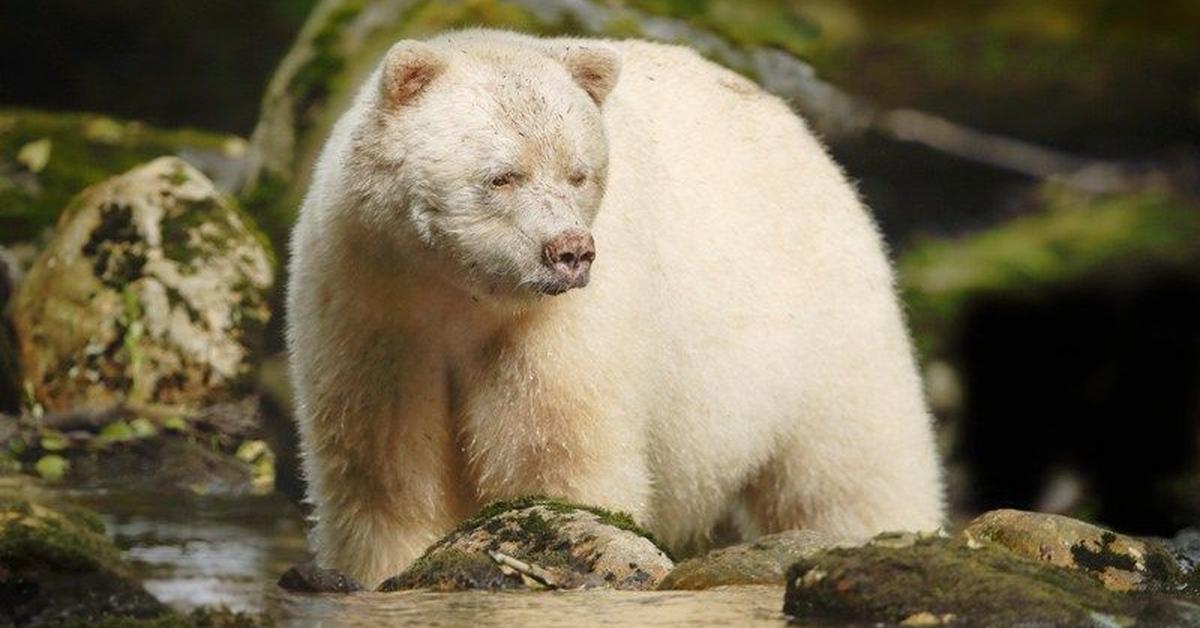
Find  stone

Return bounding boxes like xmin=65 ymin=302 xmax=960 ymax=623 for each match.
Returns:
xmin=658 ymin=529 xmax=842 ymax=590
xmin=963 ymin=509 xmax=1188 ymax=593
xmin=0 ymin=493 xmax=165 ymax=625
xmin=783 ymin=534 xmax=1196 ymax=626
xmin=11 ymin=157 xmax=273 ymax=414
xmin=378 ymin=498 xmax=674 ymax=592
xmin=278 ymin=561 xmax=364 ymax=594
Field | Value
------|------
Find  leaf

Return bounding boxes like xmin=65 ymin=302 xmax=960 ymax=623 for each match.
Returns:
xmin=98 ymin=420 xmax=135 ymax=442
xmin=129 ymin=417 xmax=157 ymax=438
xmin=39 ymin=431 xmax=69 ymax=451
xmin=35 ymin=455 xmax=69 ymax=482
xmin=235 ymin=439 xmax=267 ymax=463
xmin=17 ymin=138 xmax=52 ymax=173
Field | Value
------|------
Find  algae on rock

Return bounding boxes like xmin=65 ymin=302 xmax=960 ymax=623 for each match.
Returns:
xmin=11 ymin=157 xmax=274 ymax=414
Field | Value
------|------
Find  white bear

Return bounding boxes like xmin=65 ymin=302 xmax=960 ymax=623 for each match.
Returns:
xmin=287 ymin=29 xmax=944 ymax=588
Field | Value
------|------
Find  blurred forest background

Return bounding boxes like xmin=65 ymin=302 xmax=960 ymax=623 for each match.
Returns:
xmin=0 ymin=1 xmax=1199 ymax=615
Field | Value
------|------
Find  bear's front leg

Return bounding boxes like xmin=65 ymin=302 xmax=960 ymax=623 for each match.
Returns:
xmin=298 ymin=365 xmax=474 ymax=589
xmin=460 ymin=334 xmax=651 ymax=522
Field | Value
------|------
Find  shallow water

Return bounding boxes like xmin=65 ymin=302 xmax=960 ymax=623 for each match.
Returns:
xmin=267 ymin=587 xmax=790 ymax=627
xmin=67 ymin=488 xmax=310 ymax=613
xmin=63 ymin=489 xmax=791 ymax=626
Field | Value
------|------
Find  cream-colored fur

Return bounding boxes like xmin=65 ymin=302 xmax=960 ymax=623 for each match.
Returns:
xmin=288 ymin=29 xmax=944 ymax=588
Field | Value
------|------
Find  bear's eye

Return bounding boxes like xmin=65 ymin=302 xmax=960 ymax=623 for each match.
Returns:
xmin=491 ymin=172 xmax=520 ymax=188
xmin=568 ymin=172 xmax=588 ymax=187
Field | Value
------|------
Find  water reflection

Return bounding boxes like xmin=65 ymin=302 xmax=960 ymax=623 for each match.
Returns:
xmin=65 ymin=489 xmax=310 ymax=613
xmin=268 ymin=587 xmax=789 ymax=627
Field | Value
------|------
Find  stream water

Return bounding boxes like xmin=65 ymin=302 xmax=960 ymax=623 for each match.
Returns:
xmin=62 ymin=489 xmax=792 ymax=626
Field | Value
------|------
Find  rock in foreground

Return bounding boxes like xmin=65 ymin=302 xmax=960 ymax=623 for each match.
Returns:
xmin=963 ymin=509 xmax=1189 ymax=593
xmin=784 ymin=511 xmax=1200 ymax=626
xmin=379 ymin=498 xmax=673 ymax=591
xmin=659 ymin=529 xmax=841 ymax=590
xmin=0 ymin=492 xmax=164 ymax=625
xmin=12 ymin=156 xmax=273 ymax=413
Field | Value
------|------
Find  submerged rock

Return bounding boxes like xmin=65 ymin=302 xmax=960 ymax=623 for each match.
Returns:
xmin=11 ymin=156 xmax=273 ymax=414
xmin=659 ymin=529 xmax=842 ymax=590
xmin=278 ymin=561 xmax=364 ymax=594
xmin=963 ymin=509 xmax=1189 ymax=593
xmin=379 ymin=498 xmax=673 ymax=592
xmin=0 ymin=492 xmax=165 ymax=625
xmin=784 ymin=533 xmax=1198 ymax=626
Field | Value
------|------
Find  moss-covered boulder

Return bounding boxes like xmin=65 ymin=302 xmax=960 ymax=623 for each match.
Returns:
xmin=963 ymin=509 xmax=1190 ymax=593
xmin=658 ymin=529 xmax=841 ymax=590
xmin=378 ymin=498 xmax=673 ymax=591
xmin=784 ymin=533 xmax=1200 ymax=626
xmin=900 ymin=188 xmax=1200 ymax=360
xmin=11 ymin=157 xmax=273 ymax=414
xmin=0 ymin=493 xmax=165 ymax=625
xmin=0 ymin=109 xmax=248 ymax=246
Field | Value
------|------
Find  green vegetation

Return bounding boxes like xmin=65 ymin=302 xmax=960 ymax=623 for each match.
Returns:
xmin=900 ymin=189 xmax=1200 ymax=358
xmin=0 ymin=109 xmax=243 ymax=245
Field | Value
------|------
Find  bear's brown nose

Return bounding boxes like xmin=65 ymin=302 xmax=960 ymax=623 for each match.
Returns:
xmin=543 ymin=230 xmax=596 ymax=289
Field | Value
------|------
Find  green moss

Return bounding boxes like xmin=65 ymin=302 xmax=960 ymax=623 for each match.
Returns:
xmin=456 ymin=496 xmax=672 ymax=559
xmin=0 ymin=109 xmax=240 ymax=245
xmin=900 ymin=189 xmax=1200 ymax=359
xmin=0 ymin=498 xmax=123 ymax=573
xmin=623 ymin=0 xmax=820 ymax=57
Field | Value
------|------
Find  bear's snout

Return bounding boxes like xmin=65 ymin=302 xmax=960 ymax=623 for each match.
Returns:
xmin=542 ymin=230 xmax=595 ymax=292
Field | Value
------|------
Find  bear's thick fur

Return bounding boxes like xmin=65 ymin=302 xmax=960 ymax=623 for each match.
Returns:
xmin=288 ymin=29 xmax=944 ymax=587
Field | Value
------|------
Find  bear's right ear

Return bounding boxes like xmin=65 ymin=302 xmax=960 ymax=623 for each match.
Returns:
xmin=380 ymin=41 xmax=445 ymax=107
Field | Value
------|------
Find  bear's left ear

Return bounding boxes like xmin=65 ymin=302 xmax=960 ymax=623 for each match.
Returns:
xmin=552 ymin=43 xmax=621 ymax=106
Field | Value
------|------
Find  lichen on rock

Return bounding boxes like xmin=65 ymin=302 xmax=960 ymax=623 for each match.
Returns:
xmin=963 ymin=509 xmax=1190 ymax=594
xmin=783 ymin=533 xmax=1196 ymax=626
xmin=378 ymin=498 xmax=673 ymax=592
xmin=11 ymin=157 xmax=273 ymax=414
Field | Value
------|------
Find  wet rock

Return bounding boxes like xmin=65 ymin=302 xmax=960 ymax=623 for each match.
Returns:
xmin=658 ymin=529 xmax=842 ymax=590
xmin=784 ymin=534 xmax=1196 ymax=626
xmin=0 ymin=493 xmax=165 ymax=625
xmin=279 ymin=561 xmax=364 ymax=594
xmin=379 ymin=498 xmax=673 ymax=592
xmin=963 ymin=509 xmax=1188 ymax=593
xmin=11 ymin=156 xmax=273 ymax=414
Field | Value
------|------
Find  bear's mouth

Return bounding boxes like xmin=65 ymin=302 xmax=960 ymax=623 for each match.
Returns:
xmin=530 ymin=273 xmax=590 ymax=296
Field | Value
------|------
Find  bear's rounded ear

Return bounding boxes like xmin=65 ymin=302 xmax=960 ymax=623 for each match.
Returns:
xmin=380 ymin=41 xmax=445 ymax=107
xmin=553 ymin=44 xmax=621 ymax=106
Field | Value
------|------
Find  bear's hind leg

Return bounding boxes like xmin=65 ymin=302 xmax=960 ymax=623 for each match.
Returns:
xmin=743 ymin=399 xmax=944 ymax=541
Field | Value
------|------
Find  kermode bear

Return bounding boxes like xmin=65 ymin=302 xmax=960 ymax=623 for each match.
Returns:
xmin=288 ymin=29 xmax=944 ymax=587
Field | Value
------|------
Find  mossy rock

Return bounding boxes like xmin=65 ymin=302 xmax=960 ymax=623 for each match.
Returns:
xmin=658 ymin=529 xmax=842 ymax=590
xmin=0 ymin=109 xmax=248 ymax=246
xmin=784 ymin=533 xmax=1199 ymax=626
xmin=0 ymin=492 xmax=165 ymax=625
xmin=378 ymin=497 xmax=673 ymax=591
xmin=899 ymin=188 xmax=1200 ymax=360
xmin=11 ymin=157 xmax=274 ymax=414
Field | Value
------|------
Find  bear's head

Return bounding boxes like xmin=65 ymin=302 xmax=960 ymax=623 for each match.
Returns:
xmin=348 ymin=34 xmax=620 ymax=303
